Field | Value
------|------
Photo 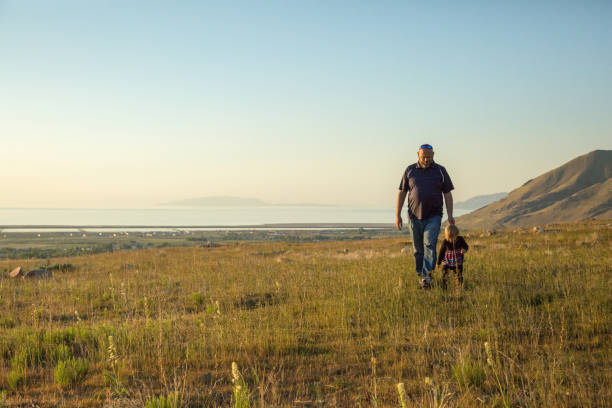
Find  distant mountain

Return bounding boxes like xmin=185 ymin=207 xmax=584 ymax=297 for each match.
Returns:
xmin=456 ymin=150 xmax=612 ymax=230
xmin=455 ymin=192 xmax=508 ymax=210
xmin=161 ymin=196 xmax=271 ymax=207
xmin=160 ymin=196 xmax=336 ymax=207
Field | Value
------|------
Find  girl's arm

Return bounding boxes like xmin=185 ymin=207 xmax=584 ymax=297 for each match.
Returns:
xmin=459 ymin=236 xmax=469 ymax=252
xmin=437 ymin=241 xmax=446 ymax=265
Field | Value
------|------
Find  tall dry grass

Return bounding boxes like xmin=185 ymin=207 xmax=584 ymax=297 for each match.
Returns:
xmin=0 ymin=221 xmax=610 ymax=407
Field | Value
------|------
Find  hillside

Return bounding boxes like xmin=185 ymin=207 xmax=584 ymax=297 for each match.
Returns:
xmin=456 ymin=150 xmax=612 ymax=229
xmin=455 ymin=192 xmax=508 ymax=210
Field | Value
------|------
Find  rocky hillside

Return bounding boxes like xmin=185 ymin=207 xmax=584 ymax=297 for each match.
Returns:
xmin=456 ymin=150 xmax=612 ymax=230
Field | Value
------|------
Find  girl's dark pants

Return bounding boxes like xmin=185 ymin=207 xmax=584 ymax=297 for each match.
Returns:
xmin=441 ymin=264 xmax=463 ymax=289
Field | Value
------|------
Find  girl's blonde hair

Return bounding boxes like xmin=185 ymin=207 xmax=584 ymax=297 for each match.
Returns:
xmin=445 ymin=224 xmax=459 ymax=241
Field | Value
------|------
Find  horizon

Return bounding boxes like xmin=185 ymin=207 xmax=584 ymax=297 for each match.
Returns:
xmin=1 ymin=1 xmax=611 ymax=209
xmin=0 ymin=147 xmax=606 ymax=211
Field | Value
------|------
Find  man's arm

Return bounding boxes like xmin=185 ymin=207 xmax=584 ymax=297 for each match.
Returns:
xmin=396 ymin=190 xmax=407 ymax=230
xmin=443 ymin=191 xmax=454 ymax=225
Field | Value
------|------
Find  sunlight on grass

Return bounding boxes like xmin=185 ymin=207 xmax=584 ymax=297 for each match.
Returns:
xmin=0 ymin=221 xmax=610 ymax=406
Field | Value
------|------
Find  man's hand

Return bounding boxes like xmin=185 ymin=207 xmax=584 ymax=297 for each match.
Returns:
xmin=396 ymin=190 xmax=407 ymax=231
xmin=447 ymin=216 xmax=455 ymax=225
xmin=395 ymin=215 xmax=403 ymax=231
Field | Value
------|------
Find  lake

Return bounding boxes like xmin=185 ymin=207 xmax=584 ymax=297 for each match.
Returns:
xmin=0 ymin=207 xmax=471 ymax=229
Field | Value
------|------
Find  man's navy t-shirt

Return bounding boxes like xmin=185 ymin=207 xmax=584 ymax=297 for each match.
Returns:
xmin=399 ymin=162 xmax=454 ymax=220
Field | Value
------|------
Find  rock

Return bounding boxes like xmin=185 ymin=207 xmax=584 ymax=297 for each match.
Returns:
xmin=24 ymin=269 xmax=52 ymax=279
xmin=532 ymin=227 xmax=544 ymax=233
xmin=401 ymin=246 xmax=411 ymax=253
xmin=486 ymin=230 xmax=496 ymax=236
xmin=9 ymin=266 xmax=23 ymax=278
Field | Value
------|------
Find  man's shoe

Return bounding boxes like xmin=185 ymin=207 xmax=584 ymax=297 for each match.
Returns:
xmin=419 ymin=278 xmax=431 ymax=289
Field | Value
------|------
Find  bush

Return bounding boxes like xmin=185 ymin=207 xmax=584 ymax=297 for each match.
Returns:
xmin=452 ymin=357 xmax=486 ymax=390
xmin=145 ymin=392 xmax=181 ymax=408
xmin=7 ymin=367 xmax=24 ymax=390
xmin=46 ymin=327 xmax=77 ymax=345
xmin=0 ymin=317 xmax=16 ymax=329
xmin=51 ymin=344 xmax=72 ymax=363
xmin=12 ymin=336 xmax=44 ymax=368
xmin=190 ymin=292 xmax=206 ymax=310
xmin=54 ymin=358 xmax=88 ymax=388
xmin=45 ymin=263 xmax=76 ymax=272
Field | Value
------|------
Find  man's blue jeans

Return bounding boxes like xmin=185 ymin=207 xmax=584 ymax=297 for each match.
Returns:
xmin=408 ymin=215 xmax=441 ymax=281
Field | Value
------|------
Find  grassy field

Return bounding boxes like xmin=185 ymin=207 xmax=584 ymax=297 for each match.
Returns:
xmin=0 ymin=221 xmax=610 ymax=407
xmin=0 ymin=228 xmax=386 ymax=259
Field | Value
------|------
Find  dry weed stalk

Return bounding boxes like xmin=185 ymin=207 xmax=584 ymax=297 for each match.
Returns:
xmin=560 ymin=305 xmax=565 ymax=350
xmin=157 ymin=305 xmax=169 ymax=393
xmin=396 ymin=382 xmax=408 ymax=408
xmin=232 ymin=362 xmax=250 ymax=408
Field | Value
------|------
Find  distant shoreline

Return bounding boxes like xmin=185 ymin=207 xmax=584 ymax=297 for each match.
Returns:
xmin=0 ymin=223 xmax=394 ymax=230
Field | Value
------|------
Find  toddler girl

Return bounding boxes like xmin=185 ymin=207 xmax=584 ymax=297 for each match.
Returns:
xmin=437 ymin=224 xmax=469 ymax=289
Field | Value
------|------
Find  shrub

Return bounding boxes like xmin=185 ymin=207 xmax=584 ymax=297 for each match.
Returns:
xmin=54 ymin=358 xmax=88 ymax=388
xmin=0 ymin=317 xmax=16 ymax=329
xmin=7 ymin=367 xmax=24 ymax=390
xmin=452 ymin=357 xmax=486 ymax=390
xmin=190 ymin=292 xmax=206 ymax=310
xmin=12 ymin=336 xmax=44 ymax=368
xmin=145 ymin=392 xmax=180 ymax=408
xmin=11 ymin=349 xmax=28 ymax=369
xmin=45 ymin=263 xmax=76 ymax=272
xmin=51 ymin=344 xmax=72 ymax=363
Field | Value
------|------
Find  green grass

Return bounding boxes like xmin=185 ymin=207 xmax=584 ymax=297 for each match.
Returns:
xmin=145 ymin=392 xmax=181 ymax=408
xmin=452 ymin=356 xmax=486 ymax=391
xmin=0 ymin=220 xmax=610 ymax=407
xmin=54 ymin=358 xmax=88 ymax=388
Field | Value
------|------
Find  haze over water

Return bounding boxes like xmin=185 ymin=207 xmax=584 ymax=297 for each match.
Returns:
xmin=0 ymin=207 xmax=468 ymax=227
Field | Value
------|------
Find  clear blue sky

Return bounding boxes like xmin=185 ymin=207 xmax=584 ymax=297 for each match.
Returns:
xmin=1 ymin=1 xmax=610 ymax=208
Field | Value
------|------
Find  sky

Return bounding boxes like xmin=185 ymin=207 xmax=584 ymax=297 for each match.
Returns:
xmin=1 ymin=1 xmax=611 ymax=209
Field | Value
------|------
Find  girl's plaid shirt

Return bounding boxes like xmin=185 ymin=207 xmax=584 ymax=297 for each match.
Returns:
xmin=441 ymin=248 xmax=464 ymax=267
xmin=437 ymin=236 xmax=469 ymax=268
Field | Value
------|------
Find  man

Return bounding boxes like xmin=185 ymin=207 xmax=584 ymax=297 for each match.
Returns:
xmin=396 ymin=144 xmax=455 ymax=288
